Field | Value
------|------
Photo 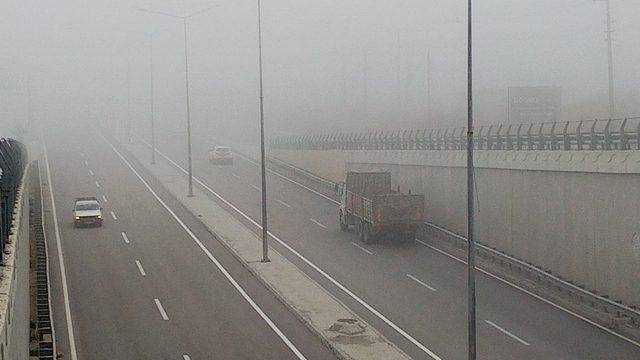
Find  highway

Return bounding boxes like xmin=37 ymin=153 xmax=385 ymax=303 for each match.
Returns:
xmin=147 ymin=131 xmax=640 ymax=360
xmin=41 ymin=127 xmax=337 ymax=360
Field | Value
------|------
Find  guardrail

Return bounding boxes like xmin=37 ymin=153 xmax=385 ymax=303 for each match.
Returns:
xmin=0 ymin=138 xmax=27 ymax=263
xmin=271 ymin=117 xmax=640 ymax=151
xmin=263 ymin=153 xmax=640 ymax=333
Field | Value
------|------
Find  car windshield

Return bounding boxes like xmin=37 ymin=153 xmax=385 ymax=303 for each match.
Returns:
xmin=76 ymin=203 xmax=99 ymax=211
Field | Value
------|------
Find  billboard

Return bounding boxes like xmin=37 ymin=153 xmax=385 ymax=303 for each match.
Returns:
xmin=508 ymin=86 xmax=562 ymax=123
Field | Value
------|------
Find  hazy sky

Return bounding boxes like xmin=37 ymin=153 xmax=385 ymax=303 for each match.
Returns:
xmin=1 ymin=0 xmax=639 ymax=141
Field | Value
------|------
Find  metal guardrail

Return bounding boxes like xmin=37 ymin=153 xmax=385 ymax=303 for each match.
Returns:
xmin=0 ymin=138 xmax=27 ymax=264
xmin=271 ymin=117 xmax=640 ymax=151
xmin=264 ymin=154 xmax=640 ymax=330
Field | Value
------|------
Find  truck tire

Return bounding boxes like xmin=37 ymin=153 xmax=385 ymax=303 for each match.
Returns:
xmin=339 ymin=211 xmax=348 ymax=232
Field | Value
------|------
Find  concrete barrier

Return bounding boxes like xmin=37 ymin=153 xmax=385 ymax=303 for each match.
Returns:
xmin=0 ymin=163 xmax=32 ymax=359
xmin=270 ymin=148 xmax=640 ymax=307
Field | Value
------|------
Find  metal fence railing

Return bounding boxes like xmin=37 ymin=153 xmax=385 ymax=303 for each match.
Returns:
xmin=0 ymin=138 xmax=27 ymax=263
xmin=271 ymin=117 xmax=640 ymax=151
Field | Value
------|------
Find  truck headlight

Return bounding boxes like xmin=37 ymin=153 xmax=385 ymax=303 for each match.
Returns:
xmin=97 ymin=215 xmax=102 ymax=219
xmin=75 ymin=216 xmax=80 ymax=220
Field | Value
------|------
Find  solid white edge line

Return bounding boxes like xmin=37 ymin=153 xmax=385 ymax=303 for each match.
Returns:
xmin=309 ymin=218 xmax=327 ymax=229
xmin=135 ymin=260 xmax=147 ymax=276
xmin=350 ymin=242 xmax=374 ymax=255
xmin=277 ymin=199 xmax=291 ymax=208
xmin=43 ymin=136 xmax=79 ymax=360
xmin=406 ymin=274 xmax=437 ymax=292
xmin=110 ymin=211 xmax=117 ymax=220
xmin=121 ymin=232 xmax=130 ymax=244
xmin=415 ymin=239 xmax=640 ymax=348
xmin=102 ymin=195 xmax=108 ymax=202
xmin=154 ymin=298 xmax=169 ymax=320
xmin=143 ymin=143 xmax=442 ymax=360
xmin=104 ymin=136 xmax=308 ymax=360
xmin=233 ymin=151 xmax=339 ymax=204
xmin=485 ymin=320 xmax=530 ymax=346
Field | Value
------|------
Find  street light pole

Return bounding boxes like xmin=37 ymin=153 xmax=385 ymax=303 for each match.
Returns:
xmin=136 ymin=6 xmax=219 ymax=197
xmin=149 ymin=34 xmax=156 ymax=165
xmin=593 ymin=0 xmax=615 ymax=119
xmin=183 ymin=18 xmax=194 ymax=197
xmin=466 ymin=0 xmax=477 ymax=359
xmin=257 ymin=0 xmax=269 ymax=262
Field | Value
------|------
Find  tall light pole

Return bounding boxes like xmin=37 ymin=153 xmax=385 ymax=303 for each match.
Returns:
xmin=149 ymin=33 xmax=156 ymax=164
xmin=137 ymin=6 xmax=219 ymax=196
xmin=594 ymin=0 xmax=615 ymax=119
xmin=466 ymin=0 xmax=477 ymax=359
xmin=257 ymin=0 xmax=269 ymax=262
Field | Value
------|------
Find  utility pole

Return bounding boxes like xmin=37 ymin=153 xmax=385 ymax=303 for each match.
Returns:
xmin=594 ymin=0 xmax=615 ymax=119
xmin=466 ymin=0 xmax=477 ymax=359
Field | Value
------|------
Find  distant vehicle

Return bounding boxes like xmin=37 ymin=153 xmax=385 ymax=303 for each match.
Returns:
xmin=73 ymin=197 xmax=103 ymax=228
xmin=208 ymin=146 xmax=233 ymax=165
xmin=338 ymin=172 xmax=424 ymax=243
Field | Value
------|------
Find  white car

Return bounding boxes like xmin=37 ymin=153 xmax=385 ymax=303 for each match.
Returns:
xmin=73 ymin=197 xmax=103 ymax=227
xmin=208 ymin=146 xmax=233 ymax=165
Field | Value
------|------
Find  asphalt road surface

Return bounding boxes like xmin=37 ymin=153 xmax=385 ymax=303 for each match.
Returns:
xmin=144 ymin=130 xmax=640 ymax=360
xmin=41 ymin=127 xmax=338 ymax=360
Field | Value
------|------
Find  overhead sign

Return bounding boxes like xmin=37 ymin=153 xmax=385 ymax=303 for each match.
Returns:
xmin=508 ymin=86 xmax=562 ymax=123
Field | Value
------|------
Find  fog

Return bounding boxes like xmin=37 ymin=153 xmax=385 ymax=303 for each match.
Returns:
xmin=2 ymin=0 xmax=639 ymax=144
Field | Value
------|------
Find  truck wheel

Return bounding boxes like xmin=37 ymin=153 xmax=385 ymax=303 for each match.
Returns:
xmin=339 ymin=212 xmax=348 ymax=232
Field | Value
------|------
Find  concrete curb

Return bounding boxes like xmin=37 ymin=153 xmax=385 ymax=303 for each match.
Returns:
xmin=121 ymin=139 xmax=411 ymax=360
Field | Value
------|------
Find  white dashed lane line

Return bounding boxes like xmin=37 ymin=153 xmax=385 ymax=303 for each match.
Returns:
xmin=110 ymin=211 xmax=117 ymax=220
xmin=154 ymin=299 xmax=169 ymax=321
xmin=406 ymin=274 xmax=437 ymax=292
xmin=350 ymin=242 xmax=374 ymax=255
xmin=95 ymin=181 xmax=101 ymax=188
xmin=135 ymin=260 xmax=147 ymax=276
xmin=89 ymin=170 xmax=94 ymax=176
xmin=309 ymin=218 xmax=327 ymax=229
xmin=102 ymin=195 xmax=108 ymax=202
xmin=485 ymin=320 xmax=530 ymax=346
xmin=277 ymin=199 xmax=291 ymax=208
xmin=121 ymin=232 xmax=130 ymax=244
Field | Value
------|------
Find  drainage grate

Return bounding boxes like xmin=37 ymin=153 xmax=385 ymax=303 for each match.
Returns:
xmin=30 ymin=163 xmax=56 ymax=360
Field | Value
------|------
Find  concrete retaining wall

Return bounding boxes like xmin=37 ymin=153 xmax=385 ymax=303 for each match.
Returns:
xmin=0 ymin=164 xmax=32 ymax=359
xmin=270 ymin=149 xmax=640 ymax=307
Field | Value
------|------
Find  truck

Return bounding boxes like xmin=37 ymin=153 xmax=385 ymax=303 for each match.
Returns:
xmin=73 ymin=197 xmax=103 ymax=228
xmin=338 ymin=172 xmax=424 ymax=244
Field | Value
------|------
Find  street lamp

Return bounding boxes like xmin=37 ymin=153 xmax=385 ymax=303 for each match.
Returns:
xmin=137 ymin=6 xmax=219 ymax=196
xmin=257 ymin=0 xmax=269 ymax=262
xmin=593 ymin=0 xmax=615 ymax=119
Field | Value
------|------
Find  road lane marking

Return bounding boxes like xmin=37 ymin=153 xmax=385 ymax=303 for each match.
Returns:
xmin=142 ymin=137 xmax=640 ymax=351
xmin=350 ymin=242 xmax=374 ymax=255
xmin=406 ymin=274 xmax=437 ymax=292
xmin=89 ymin=170 xmax=94 ymax=176
xmin=154 ymin=299 xmax=169 ymax=320
xmin=43 ymin=136 xmax=79 ymax=360
xmin=110 ymin=211 xmax=117 ymax=220
xmin=105 ymin=137 xmax=309 ymax=360
xmin=102 ymin=195 xmax=108 ymax=202
xmin=251 ymin=185 xmax=261 ymax=191
xmin=277 ymin=199 xmax=291 ymax=208
xmin=309 ymin=218 xmax=327 ymax=229
xmin=136 ymin=138 xmax=442 ymax=359
xmin=485 ymin=320 xmax=530 ymax=346
xmin=231 ymin=173 xmax=241 ymax=179
xmin=135 ymin=260 xmax=147 ymax=276
xmin=232 ymin=151 xmax=338 ymax=204
xmin=415 ymin=239 xmax=640 ymax=348
xmin=95 ymin=181 xmax=101 ymax=188
xmin=183 ymin=356 xmax=191 ymax=360
xmin=121 ymin=232 xmax=130 ymax=244
xmin=84 ymin=160 xmax=89 ymax=167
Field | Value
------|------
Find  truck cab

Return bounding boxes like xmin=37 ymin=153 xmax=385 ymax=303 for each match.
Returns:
xmin=73 ymin=197 xmax=103 ymax=227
